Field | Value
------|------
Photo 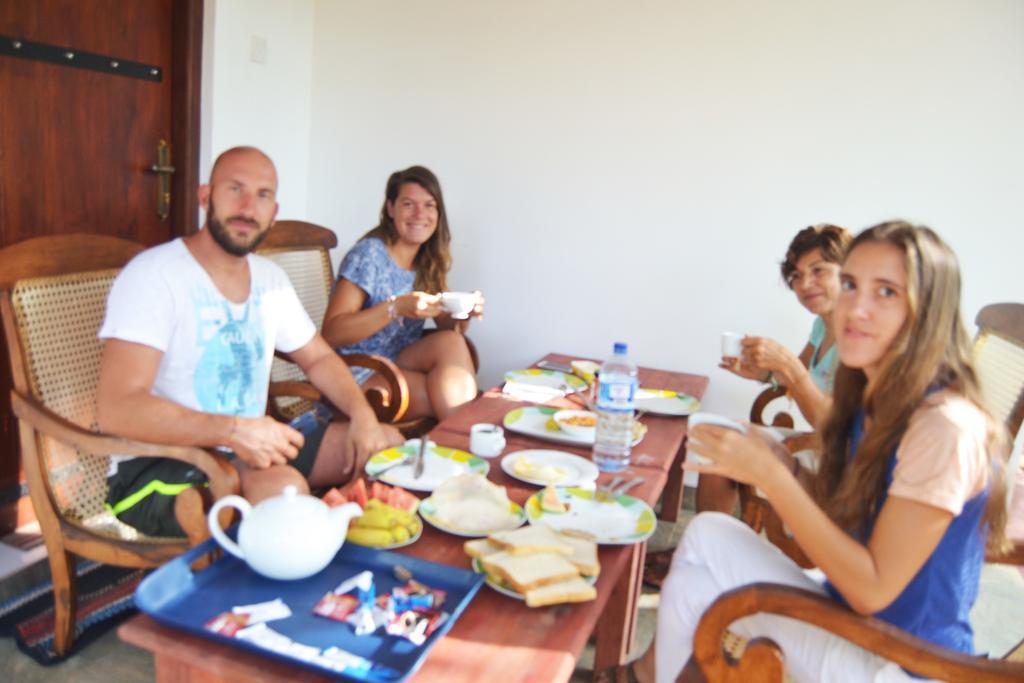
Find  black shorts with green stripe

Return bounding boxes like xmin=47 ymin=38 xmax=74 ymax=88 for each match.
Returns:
xmin=105 ymin=418 xmax=329 ymax=538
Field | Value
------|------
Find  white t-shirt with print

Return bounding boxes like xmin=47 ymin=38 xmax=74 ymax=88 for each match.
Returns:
xmin=99 ymin=239 xmax=316 ymax=469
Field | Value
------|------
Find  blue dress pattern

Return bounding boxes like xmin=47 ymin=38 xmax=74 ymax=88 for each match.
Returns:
xmin=336 ymin=237 xmax=424 ymax=383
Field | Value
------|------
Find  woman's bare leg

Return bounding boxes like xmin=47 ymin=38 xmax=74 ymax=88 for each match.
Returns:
xmin=395 ymin=330 xmax=477 ymax=419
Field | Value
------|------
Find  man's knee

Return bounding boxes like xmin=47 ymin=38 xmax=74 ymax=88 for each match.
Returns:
xmin=239 ymin=463 xmax=309 ymax=502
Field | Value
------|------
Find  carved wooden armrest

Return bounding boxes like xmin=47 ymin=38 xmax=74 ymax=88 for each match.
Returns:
xmin=343 ymin=353 xmax=410 ymax=423
xmin=750 ymin=385 xmax=794 ymax=429
xmin=10 ymin=390 xmax=240 ymax=501
xmin=690 ymin=583 xmax=1024 ymax=683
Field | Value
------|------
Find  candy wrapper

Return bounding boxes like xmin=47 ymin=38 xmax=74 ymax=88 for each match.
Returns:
xmin=311 ymin=570 xmax=450 ymax=645
xmin=205 ymin=597 xmax=292 ymax=636
xmin=385 ymin=608 xmax=449 ymax=646
xmin=393 ymin=579 xmax=447 ymax=611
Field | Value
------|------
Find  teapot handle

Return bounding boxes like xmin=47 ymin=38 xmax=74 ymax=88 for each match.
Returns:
xmin=207 ymin=495 xmax=251 ymax=560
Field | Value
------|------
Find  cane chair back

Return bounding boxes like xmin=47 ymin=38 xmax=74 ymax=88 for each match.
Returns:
xmin=257 ymin=220 xmax=337 ymax=421
xmin=10 ymin=269 xmax=155 ymax=540
xmin=973 ymin=303 xmax=1024 ymax=442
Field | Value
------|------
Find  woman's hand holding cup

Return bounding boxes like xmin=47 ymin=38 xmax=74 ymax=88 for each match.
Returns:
xmin=397 ymin=292 xmax=443 ymax=319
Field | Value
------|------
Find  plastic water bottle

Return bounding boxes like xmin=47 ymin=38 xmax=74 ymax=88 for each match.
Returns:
xmin=592 ymin=342 xmax=638 ymax=472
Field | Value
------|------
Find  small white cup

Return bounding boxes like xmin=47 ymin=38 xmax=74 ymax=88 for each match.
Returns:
xmin=687 ymin=412 xmax=746 ymax=465
xmin=470 ymin=423 xmax=506 ymax=458
xmin=721 ymin=331 xmax=743 ymax=359
xmin=440 ymin=291 xmax=477 ymax=319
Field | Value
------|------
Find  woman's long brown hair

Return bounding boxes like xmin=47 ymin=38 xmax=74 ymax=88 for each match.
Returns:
xmin=363 ymin=165 xmax=452 ymax=293
xmin=811 ymin=221 xmax=1009 ymax=554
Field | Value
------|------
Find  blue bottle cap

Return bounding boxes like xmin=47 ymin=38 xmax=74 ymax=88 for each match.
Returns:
xmin=613 ymin=342 xmax=628 ymax=354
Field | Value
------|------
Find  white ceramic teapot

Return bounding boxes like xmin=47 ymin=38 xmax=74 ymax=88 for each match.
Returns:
xmin=207 ymin=486 xmax=362 ymax=580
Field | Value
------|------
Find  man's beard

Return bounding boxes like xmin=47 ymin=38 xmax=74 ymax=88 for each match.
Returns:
xmin=206 ymin=197 xmax=271 ymax=256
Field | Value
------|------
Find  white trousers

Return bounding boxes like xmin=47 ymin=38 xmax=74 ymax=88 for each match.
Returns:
xmin=655 ymin=513 xmax=933 ymax=683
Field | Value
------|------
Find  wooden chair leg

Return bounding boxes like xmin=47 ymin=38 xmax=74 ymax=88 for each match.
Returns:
xmin=174 ymin=486 xmax=210 ymax=548
xmin=49 ymin=548 xmax=78 ymax=657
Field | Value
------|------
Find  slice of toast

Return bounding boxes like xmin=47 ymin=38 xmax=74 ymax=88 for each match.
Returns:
xmin=556 ymin=533 xmax=600 ymax=577
xmin=524 ymin=576 xmax=598 ymax=608
xmin=488 ymin=524 xmax=572 ymax=556
xmin=463 ymin=538 xmax=504 ymax=560
xmin=479 ymin=551 xmax=579 ymax=593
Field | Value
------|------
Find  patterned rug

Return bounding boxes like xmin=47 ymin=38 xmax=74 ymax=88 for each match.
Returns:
xmin=0 ymin=561 xmax=145 ymax=665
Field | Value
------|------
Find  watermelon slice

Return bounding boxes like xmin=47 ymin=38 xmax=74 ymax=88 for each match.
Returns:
xmin=322 ymin=487 xmax=346 ymax=508
xmin=335 ymin=479 xmax=368 ymax=509
xmin=388 ymin=486 xmax=419 ymax=513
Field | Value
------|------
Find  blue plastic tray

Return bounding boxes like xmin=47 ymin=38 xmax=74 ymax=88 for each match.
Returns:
xmin=135 ymin=536 xmax=484 ymax=682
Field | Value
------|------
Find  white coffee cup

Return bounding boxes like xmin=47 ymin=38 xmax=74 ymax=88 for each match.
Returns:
xmin=721 ymin=331 xmax=743 ymax=359
xmin=440 ymin=291 xmax=477 ymax=319
xmin=686 ymin=412 xmax=746 ymax=465
xmin=470 ymin=423 xmax=506 ymax=458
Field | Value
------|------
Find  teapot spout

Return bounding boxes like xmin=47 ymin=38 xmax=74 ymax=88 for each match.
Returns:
xmin=331 ymin=501 xmax=363 ymax=533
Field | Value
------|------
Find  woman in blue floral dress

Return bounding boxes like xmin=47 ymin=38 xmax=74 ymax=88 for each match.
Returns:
xmin=322 ymin=166 xmax=483 ymax=420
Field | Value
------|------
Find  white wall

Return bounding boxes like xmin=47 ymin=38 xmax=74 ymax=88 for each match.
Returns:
xmin=201 ymin=0 xmax=315 ymax=218
xmin=210 ymin=0 xmax=1024 ymax=420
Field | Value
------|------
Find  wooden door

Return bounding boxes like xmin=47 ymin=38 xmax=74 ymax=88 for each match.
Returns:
xmin=0 ymin=0 xmax=202 ymax=534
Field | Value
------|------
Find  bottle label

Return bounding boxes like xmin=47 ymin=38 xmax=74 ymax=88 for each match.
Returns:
xmin=598 ymin=379 xmax=636 ymax=411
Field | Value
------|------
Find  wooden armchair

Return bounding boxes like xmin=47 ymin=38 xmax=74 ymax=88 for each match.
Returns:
xmin=691 ymin=303 xmax=1024 ymax=681
xmin=257 ymin=220 xmax=479 ymax=437
xmin=0 ymin=234 xmax=240 ymax=657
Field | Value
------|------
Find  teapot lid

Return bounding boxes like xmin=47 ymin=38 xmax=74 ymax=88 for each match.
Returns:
xmin=250 ymin=485 xmax=327 ymax=528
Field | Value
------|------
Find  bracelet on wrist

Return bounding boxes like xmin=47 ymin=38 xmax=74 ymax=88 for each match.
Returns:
xmin=387 ymin=295 xmax=398 ymax=321
xmin=766 ymin=372 xmax=780 ymax=391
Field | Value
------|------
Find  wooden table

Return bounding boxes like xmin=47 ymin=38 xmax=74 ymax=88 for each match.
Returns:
xmin=119 ymin=353 xmax=708 ymax=682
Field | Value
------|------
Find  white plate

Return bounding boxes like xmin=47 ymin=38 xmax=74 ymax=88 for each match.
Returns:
xmin=502 ymin=406 xmax=646 ymax=447
xmin=635 ymin=388 xmax=701 ymax=416
xmin=500 ymin=449 xmax=600 ymax=488
xmin=364 ymin=444 xmax=488 ymax=492
xmin=471 ymin=558 xmax=597 ymax=601
xmin=504 ymin=368 xmax=587 ymax=391
xmin=418 ymin=497 xmax=526 ymax=538
xmin=524 ymin=487 xmax=656 ymax=545
xmin=346 ymin=516 xmax=423 ymax=550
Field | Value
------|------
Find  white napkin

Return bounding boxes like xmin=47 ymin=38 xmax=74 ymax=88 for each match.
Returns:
xmin=501 ymin=380 xmax=567 ymax=402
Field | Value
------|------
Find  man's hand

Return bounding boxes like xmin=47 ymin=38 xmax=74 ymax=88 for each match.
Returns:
xmin=230 ymin=416 xmax=304 ymax=469
xmin=346 ymin=418 xmax=405 ymax=471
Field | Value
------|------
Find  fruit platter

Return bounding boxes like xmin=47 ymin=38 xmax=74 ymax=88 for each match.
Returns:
xmin=322 ymin=478 xmax=423 ymax=550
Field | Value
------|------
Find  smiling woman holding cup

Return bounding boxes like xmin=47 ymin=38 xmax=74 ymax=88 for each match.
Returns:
xmin=321 ymin=166 xmax=484 ymax=421
xmin=701 ymin=223 xmax=851 ymax=513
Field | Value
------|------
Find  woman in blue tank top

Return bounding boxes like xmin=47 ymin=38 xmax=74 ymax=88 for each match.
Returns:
xmin=635 ymin=222 xmax=1011 ymax=683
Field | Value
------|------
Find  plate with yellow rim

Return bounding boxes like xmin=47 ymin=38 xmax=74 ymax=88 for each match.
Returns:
xmin=503 ymin=406 xmax=646 ymax=447
xmin=524 ymin=487 xmax=656 ymax=545
xmin=503 ymin=368 xmax=588 ymax=392
xmin=364 ymin=443 xmax=488 ymax=492
xmin=419 ymin=497 xmax=526 ymax=538
xmin=634 ymin=388 xmax=701 ymax=416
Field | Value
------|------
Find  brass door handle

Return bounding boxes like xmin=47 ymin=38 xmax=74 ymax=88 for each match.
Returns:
xmin=147 ymin=140 xmax=174 ymax=220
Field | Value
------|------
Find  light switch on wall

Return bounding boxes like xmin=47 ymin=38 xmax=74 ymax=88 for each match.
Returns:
xmin=250 ymin=35 xmax=267 ymax=64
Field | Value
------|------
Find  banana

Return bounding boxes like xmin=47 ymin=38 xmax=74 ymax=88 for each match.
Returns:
xmin=347 ymin=527 xmax=392 ymax=547
xmin=390 ymin=525 xmax=410 ymax=544
xmin=356 ymin=510 xmax=400 ymax=529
